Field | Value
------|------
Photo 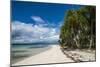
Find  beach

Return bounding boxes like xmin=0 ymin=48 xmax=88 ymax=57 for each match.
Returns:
xmin=12 ymin=44 xmax=95 ymax=66
xmin=62 ymin=49 xmax=95 ymax=62
xmin=12 ymin=45 xmax=74 ymax=66
xmin=11 ymin=44 xmax=52 ymax=64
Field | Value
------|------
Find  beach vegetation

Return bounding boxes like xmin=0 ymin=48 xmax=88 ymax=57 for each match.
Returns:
xmin=60 ymin=6 xmax=96 ymax=49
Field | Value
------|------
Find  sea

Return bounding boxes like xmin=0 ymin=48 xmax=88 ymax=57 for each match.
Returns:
xmin=11 ymin=42 xmax=59 ymax=64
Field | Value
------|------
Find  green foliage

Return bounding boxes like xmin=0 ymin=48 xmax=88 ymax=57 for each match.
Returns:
xmin=60 ymin=6 xmax=96 ymax=49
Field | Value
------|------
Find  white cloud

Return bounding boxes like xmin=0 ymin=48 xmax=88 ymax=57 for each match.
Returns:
xmin=12 ymin=21 xmax=59 ymax=43
xmin=31 ymin=16 xmax=45 ymax=23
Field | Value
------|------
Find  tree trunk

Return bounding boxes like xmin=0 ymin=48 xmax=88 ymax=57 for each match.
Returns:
xmin=89 ymin=12 xmax=93 ymax=49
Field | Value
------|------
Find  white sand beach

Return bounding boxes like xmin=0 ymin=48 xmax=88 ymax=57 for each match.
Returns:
xmin=12 ymin=45 xmax=74 ymax=66
xmin=63 ymin=49 xmax=95 ymax=62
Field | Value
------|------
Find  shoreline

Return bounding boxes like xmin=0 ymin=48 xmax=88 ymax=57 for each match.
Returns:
xmin=11 ymin=45 xmax=52 ymax=64
xmin=12 ymin=45 xmax=95 ymax=66
xmin=12 ymin=45 xmax=74 ymax=66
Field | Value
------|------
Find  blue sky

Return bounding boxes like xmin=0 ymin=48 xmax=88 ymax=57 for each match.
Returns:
xmin=12 ymin=1 xmax=83 ymax=43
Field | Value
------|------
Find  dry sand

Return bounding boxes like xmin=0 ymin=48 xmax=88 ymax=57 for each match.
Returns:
xmin=63 ymin=49 xmax=95 ymax=62
xmin=12 ymin=45 xmax=74 ymax=66
xmin=12 ymin=45 xmax=95 ymax=66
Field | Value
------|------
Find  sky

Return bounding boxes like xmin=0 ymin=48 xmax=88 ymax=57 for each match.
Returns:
xmin=11 ymin=1 xmax=83 ymax=43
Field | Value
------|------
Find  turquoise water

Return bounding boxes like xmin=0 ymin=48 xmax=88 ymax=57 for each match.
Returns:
xmin=11 ymin=43 xmax=59 ymax=64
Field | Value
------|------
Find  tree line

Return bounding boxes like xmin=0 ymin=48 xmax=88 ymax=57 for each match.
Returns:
xmin=59 ymin=6 xmax=96 ymax=49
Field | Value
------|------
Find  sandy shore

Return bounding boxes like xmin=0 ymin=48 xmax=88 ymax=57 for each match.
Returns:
xmin=62 ymin=49 xmax=95 ymax=62
xmin=12 ymin=45 xmax=74 ymax=66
